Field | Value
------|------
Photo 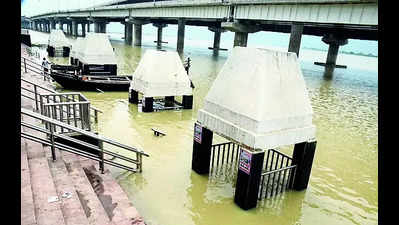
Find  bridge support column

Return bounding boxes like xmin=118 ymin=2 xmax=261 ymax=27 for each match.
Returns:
xmin=94 ymin=22 xmax=100 ymax=33
xmin=58 ymin=21 xmax=62 ymax=30
xmin=94 ymin=22 xmax=107 ymax=33
xmin=81 ymin=23 xmax=86 ymax=37
xmin=72 ymin=20 xmax=78 ymax=37
xmin=87 ymin=22 xmax=91 ymax=32
xmin=314 ymin=34 xmax=348 ymax=77
xmin=222 ymin=21 xmax=261 ymax=48
xmin=100 ymin=23 xmax=107 ymax=33
xmin=208 ymin=27 xmax=226 ymax=55
xmin=177 ymin=19 xmax=185 ymax=53
xmin=50 ymin=20 xmax=56 ymax=31
xmin=288 ymin=22 xmax=304 ymax=57
xmin=234 ymin=149 xmax=265 ymax=210
xmin=122 ymin=22 xmax=133 ymax=45
xmin=191 ymin=122 xmax=213 ymax=174
xmin=134 ymin=24 xmax=142 ymax=46
xmin=67 ymin=22 xmax=71 ymax=35
xmin=153 ymin=23 xmax=168 ymax=49
xmin=234 ymin=32 xmax=248 ymax=47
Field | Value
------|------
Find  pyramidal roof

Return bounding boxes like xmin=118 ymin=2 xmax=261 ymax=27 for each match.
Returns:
xmin=129 ymin=50 xmax=193 ymax=97
xmin=70 ymin=37 xmax=85 ymax=58
xmin=48 ymin=30 xmax=70 ymax=48
xmin=78 ymin=33 xmax=117 ymax=65
xmin=197 ymin=47 xmax=316 ymax=150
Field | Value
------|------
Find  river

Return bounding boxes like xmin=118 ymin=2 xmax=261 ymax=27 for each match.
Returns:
xmin=28 ymin=26 xmax=378 ymax=225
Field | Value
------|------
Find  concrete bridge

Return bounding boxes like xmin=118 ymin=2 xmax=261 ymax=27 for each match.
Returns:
xmin=27 ymin=0 xmax=378 ymax=73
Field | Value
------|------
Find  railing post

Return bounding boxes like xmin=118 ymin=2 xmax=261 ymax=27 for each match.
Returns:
xmin=49 ymin=121 xmax=56 ymax=161
xmin=94 ymin=109 xmax=98 ymax=123
xmin=34 ymin=85 xmax=38 ymax=111
xmin=24 ymin=58 xmax=27 ymax=73
xmin=99 ymin=141 xmax=104 ymax=174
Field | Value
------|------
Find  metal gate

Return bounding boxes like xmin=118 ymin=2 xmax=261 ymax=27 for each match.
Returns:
xmin=209 ymin=142 xmax=297 ymax=199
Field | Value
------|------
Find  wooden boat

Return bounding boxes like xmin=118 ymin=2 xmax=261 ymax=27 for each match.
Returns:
xmin=50 ymin=65 xmax=131 ymax=91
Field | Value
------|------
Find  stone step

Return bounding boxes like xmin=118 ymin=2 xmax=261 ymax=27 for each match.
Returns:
xmin=61 ymin=151 xmax=115 ymax=225
xmin=21 ymin=139 xmax=37 ymax=225
xmin=44 ymin=146 xmax=90 ymax=225
xmin=25 ymin=138 xmax=66 ymax=225
xmin=80 ymin=159 xmax=146 ymax=225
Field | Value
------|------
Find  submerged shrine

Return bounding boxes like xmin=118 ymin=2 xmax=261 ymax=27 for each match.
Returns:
xmin=128 ymin=50 xmax=193 ymax=112
xmin=47 ymin=29 xmax=71 ymax=57
xmin=191 ymin=47 xmax=317 ymax=210
xmin=70 ymin=37 xmax=85 ymax=67
xmin=77 ymin=33 xmax=117 ymax=75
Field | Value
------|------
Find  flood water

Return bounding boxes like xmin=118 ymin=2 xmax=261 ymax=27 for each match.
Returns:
xmin=30 ymin=28 xmax=378 ymax=225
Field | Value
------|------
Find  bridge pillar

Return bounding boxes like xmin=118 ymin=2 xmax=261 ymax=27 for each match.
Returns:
xmin=101 ymin=23 xmax=107 ymax=33
xmin=134 ymin=24 xmax=142 ymax=46
xmin=288 ymin=22 xmax=304 ymax=57
xmin=87 ymin=22 xmax=91 ymax=33
xmin=58 ymin=21 xmax=62 ymax=30
xmin=94 ymin=21 xmax=107 ymax=33
xmin=122 ymin=21 xmax=133 ymax=45
xmin=127 ymin=19 xmax=149 ymax=46
xmin=208 ymin=27 xmax=226 ymax=55
xmin=67 ymin=22 xmax=72 ymax=35
xmin=94 ymin=22 xmax=100 ymax=33
xmin=222 ymin=21 xmax=261 ymax=48
xmin=50 ymin=20 xmax=56 ymax=31
xmin=72 ymin=20 xmax=78 ymax=37
xmin=314 ymin=34 xmax=348 ymax=77
xmin=153 ymin=23 xmax=168 ymax=49
xmin=234 ymin=32 xmax=248 ymax=47
xmin=177 ymin=19 xmax=185 ymax=53
xmin=81 ymin=23 xmax=86 ymax=37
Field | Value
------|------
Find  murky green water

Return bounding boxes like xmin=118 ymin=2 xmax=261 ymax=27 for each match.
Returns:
xmin=43 ymin=37 xmax=377 ymax=225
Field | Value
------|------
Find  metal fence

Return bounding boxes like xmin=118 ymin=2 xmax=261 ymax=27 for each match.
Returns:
xmin=21 ymin=78 xmax=101 ymax=125
xmin=210 ymin=141 xmax=241 ymax=172
xmin=39 ymin=93 xmax=92 ymax=132
xmin=209 ymin=142 xmax=297 ymax=200
xmin=258 ymin=149 xmax=297 ymax=199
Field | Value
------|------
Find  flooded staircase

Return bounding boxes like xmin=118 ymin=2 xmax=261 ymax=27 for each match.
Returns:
xmin=21 ymin=112 xmax=146 ymax=225
xmin=20 ymin=60 xmax=147 ymax=225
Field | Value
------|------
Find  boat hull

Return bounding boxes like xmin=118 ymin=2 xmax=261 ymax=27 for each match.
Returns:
xmin=50 ymin=72 xmax=130 ymax=92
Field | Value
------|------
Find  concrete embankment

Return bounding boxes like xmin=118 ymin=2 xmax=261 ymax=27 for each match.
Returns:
xmin=20 ymin=43 xmax=146 ymax=225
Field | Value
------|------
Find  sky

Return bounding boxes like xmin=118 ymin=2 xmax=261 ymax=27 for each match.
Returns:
xmin=21 ymin=0 xmax=113 ymax=17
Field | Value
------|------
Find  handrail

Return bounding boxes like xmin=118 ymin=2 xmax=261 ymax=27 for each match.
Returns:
xmin=21 ymin=78 xmax=103 ymax=120
xmin=21 ymin=108 xmax=149 ymax=157
xmin=261 ymin=165 xmax=296 ymax=176
xmin=21 ymin=108 xmax=149 ymax=173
